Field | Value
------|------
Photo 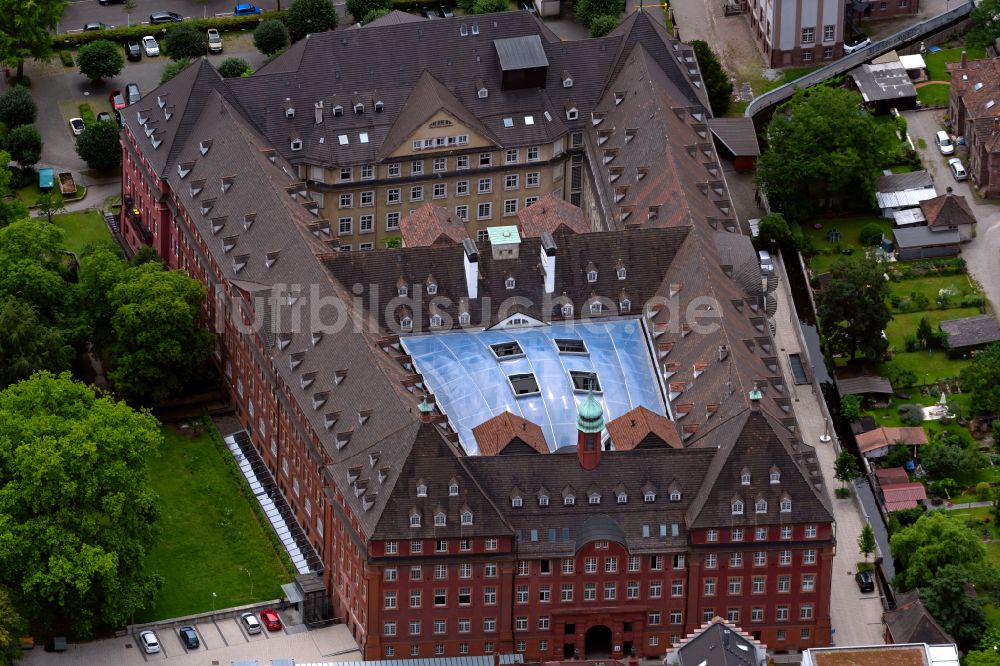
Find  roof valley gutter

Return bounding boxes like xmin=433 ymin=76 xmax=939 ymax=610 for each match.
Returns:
xmin=637 ymin=314 xmax=672 ymax=419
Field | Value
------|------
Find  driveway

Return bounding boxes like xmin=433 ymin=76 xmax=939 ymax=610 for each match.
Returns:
xmin=903 ymin=108 xmax=1000 ymax=316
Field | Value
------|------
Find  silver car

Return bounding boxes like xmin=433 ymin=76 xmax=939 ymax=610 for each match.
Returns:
xmin=207 ymin=28 xmax=223 ymax=53
xmin=240 ymin=611 xmax=262 ymax=634
xmin=948 ymin=157 xmax=967 ymax=181
xmin=138 ymin=630 xmax=160 ymax=654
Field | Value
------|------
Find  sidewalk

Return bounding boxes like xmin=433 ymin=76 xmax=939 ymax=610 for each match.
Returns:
xmin=771 ymin=254 xmax=887 ymax=647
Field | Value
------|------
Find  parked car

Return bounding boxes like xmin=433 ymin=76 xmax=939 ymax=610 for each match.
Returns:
xmin=936 ymin=130 xmax=955 ymax=155
xmin=260 ymin=608 xmax=282 ymax=632
xmin=109 ymin=89 xmax=127 ymax=112
xmin=240 ymin=612 xmax=262 ymax=634
xmin=758 ymin=249 xmax=774 ymax=274
xmin=138 ymin=631 xmax=160 ymax=654
xmin=948 ymin=157 xmax=968 ymax=181
xmin=843 ymin=33 xmax=871 ymax=54
xmin=178 ymin=626 xmax=199 ymax=649
xmin=99 ymin=0 xmax=126 ymax=5
xmin=83 ymin=22 xmax=113 ymax=31
xmin=69 ymin=117 xmax=85 ymax=136
xmin=207 ymin=28 xmax=223 ymax=53
xmin=855 ymin=571 xmax=875 ymax=593
xmin=142 ymin=35 xmax=160 ymax=57
xmin=124 ymin=39 xmax=141 ymax=61
xmin=149 ymin=10 xmax=184 ymax=24
xmin=126 ymin=83 xmax=141 ymax=105
xmin=233 ymin=3 xmax=262 ymax=14
xmin=518 ymin=0 xmax=538 ymax=13
xmin=420 ymin=7 xmax=438 ymax=18
xmin=437 ymin=5 xmax=454 ymax=17
xmin=97 ymin=111 xmax=112 ymax=122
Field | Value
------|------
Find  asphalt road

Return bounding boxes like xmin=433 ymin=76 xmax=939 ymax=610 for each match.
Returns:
xmin=59 ymin=0 xmax=283 ymax=32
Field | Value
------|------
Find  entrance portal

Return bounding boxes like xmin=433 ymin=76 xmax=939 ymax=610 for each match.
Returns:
xmin=584 ymin=625 xmax=613 ymax=659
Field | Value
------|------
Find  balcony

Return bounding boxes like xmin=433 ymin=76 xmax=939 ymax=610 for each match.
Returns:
xmin=123 ymin=195 xmax=153 ymax=244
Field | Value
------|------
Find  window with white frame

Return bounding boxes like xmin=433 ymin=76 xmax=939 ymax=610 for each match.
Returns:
xmin=434 ymin=157 xmax=447 ymax=172
xmin=339 ymin=193 xmax=353 ymax=208
xmin=384 ymin=622 xmax=396 ymax=636
xmin=410 ymin=185 xmax=423 ymax=202
xmin=410 ymin=620 xmax=421 ymax=635
xmin=479 ymin=152 xmax=492 ymax=167
xmin=457 ymin=155 xmax=469 ymax=169
xmin=360 ymin=190 xmax=373 ymax=207
xmin=339 ymin=217 xmax=352 ymax=235
xmin=706 ymin=553 xmax=717 ymax=568
xmin=505 ymin=174 xmax=518 ymax=189
xmin=803 ymin=549 xmax=816 ymax=565
xmin=801 ymin=27 xmax=814 ymax=43
xmin=361 ymin=164 xmax=374 ymax=180
xmin=527 ymin=146 xmax=540 ymax=161
xmin=387 ymin=212 xmax=400 ymax=230
xmin=387 ymin=188 xmax=401 ymax=204
xmin=339 ymin=166 xmax=351 ymax=181
xmin=732 ymin=499 xmax=744 ymax=515
xmin=456 ymin=180 xmax=469 ymax=196
xmin=525 ymin=196 xmax=539 ymax=208
xmin=478 ymin=177 xmax=492 ymax=193
xmin=779 ymin=550 xmax=791 ymax=565
xmin=455 ymin=205 xmax=468 ymax=221
xmin=526 ymin=172 xmax=540 ymax=187
xmin=802 ymin=574 xmax=815 ymax=591
xmin=506 ymin=149 xmax=519 ymax=164
xmin=504 ymin=199 xmax=517 ymax=216
xmin=823 ymin=24 xmax=834 ymax=41
xmin=477 ymin=202 xmax=492 ymax=220
xmin=752 ymin=576 xmax=765 ymax=593
xmin=411 ymin=160 xmax=424 ymax=175
xmin=433 ymin=183 xmax=446 ymax=198
xmin=781 ymin=497 xmax=792 ymax=512
xmin=360 ymin=215 xmax=374 ymax=233
xmin=388 ymin=163 xmax=401 ymax=177
xmin=756 ymin=498 xmax=767 ymax=513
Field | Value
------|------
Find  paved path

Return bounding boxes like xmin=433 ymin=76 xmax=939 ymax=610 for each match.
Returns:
xmin=854 ymin=476 xmax=895 ymax=580
xmin=770 ymin=254 xmax=887 ymax=647
xmin=943 ymin=500 xmax=993 ymax=509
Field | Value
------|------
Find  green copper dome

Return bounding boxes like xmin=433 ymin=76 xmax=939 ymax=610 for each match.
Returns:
xmin=577 ymin=391 xmax=605 ymax=433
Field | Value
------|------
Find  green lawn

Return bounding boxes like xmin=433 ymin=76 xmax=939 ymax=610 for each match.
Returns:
xmin=888 ymin=274 xmax=980 ymax=311
xmin=51 ymin=209 xmax=110 ymax=255
xmin=916 ymin=83 xmax=950 ymax=108
xmin=884 ymin=308 xmax=982 ymax=349
xmin=877 ymin=349 xmax=969 ymax=384
xmin=803 ymin=217 xmax=893 ymax=274
xmin=137 ymin=425 xmax=292 ymax=622
xmin=924 ymin=45 xmax=987 ymax=82
xmin=889 ymin=165 xmax=916 ymax=174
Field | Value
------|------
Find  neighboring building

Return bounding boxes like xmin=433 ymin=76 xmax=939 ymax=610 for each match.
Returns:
xmin=876 ymin=171 xmax=937 ymax=218
xmin=707 ymin=118 xmax=760 ymax=172
xmin=940 ymin=313 xmax=1000 ymax=356
xmin=882 ymin=592 xmax=955 ymax=645
xmin=919 ymin=191 xmax=976 ymax=242
xmin=117 ymin=10 xmax=835 ymax=661
xmin=949 ymin=54 xmax=1000 ymax=196
xmin=802 ymin=643 xmax=959 ymax=666
xmin=744 ymin=0 xmax=847 ymax=67
xmin=665 ymin=616 xmax=767 ymax=666
xmin=849 ymin=61 xmax=917 ymax=113
xmin=835 ymin=374 xmax=893 ymax=402
xmin=873 ymin=466 xmax=926 ymax=513
xmin=893 ymin=226 xmax=962 ymax=260
xmin=856 ymin=426 xmax=927 ymax=459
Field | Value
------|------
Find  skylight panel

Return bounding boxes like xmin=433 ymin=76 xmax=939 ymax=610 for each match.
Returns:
xmin=555 ymin=338 xmax=587 ymax=354
xmin=338 ymin=135 xmax=349 ymax=145
xmin=359 ymin=132 xmax=369 ymax=143
xmin=490 ymin=341 xmax=524 ymax=359
xmin=569 ymin=371 xmax=601 ymax=393
xmin=508 ymin=373 xmax=540 ymax=396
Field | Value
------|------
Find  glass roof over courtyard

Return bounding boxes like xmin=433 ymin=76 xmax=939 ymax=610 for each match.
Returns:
xmin=401 ymin=320 xmax=667 ymax=455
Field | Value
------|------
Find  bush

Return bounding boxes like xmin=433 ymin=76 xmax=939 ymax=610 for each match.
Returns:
xmin=472 ymin=0 xmax=508 ymax=12
xmin=361 ymin=7 xmax=391 ymax=22
xmin=75 ymin=120 xmax=122 ymax=171
xmin=217 ymin=57 xmax=252 ymax=78
xmin=5 ymin=125 xmax=42 ymax=169
xmin=78 ymin=102 xmax=96 ymax=125
xmin=253 ymin=19 xmax=289 ymax=55
xmin=52 ymin=14 xmax=278 ymax=50
xmin=841 ymin=394 xmax=862 ymax=422
xmin=588 ymin=13 xmax=619 ymax=36
xmin=164 ymin=23 xmax=207 ymax=60
xmin=912 ymin=292 xmax=929 ymax=310
xmin=977 ymin=482 xmax=992 ymax=502
xmin=0 ymin=86 xmax=37 ymax=128
xmin=895 ymin=114 xmax=908 ymax=137
xmin=286 ymin=0 xmax=338 ymax=42
xmin=897 ymin=403 xmax=924 ymax=426
xmin=160 ymin=58 xmax=191 ymax=84
xmin=835 ymin=487 xmax=852 ymax=499
xmin=860 ymin=223 xmax=885 ymax=247
xmin=576 ymin=0 xmax=624 ymax=28
xmin=77 ymin=39 xmax=124 ymax=82
xmin=59 ymin=50 xmax=74 ymax=67
xmin=346 ymin=0 xmax=392 ymax=21
xmin=960 ymin=294 xmax=985 ymax=308
xmin=891 ymin=368 xmax=919 ymax=388
xmin=904 ymin=334 xmax=918 ymax=352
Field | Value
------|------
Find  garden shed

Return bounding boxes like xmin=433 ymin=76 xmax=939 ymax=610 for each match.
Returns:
xmin=893 ymin=226 xmax=962 ymax=260
xmin=940 ymin=314 xmax=1000 ymax=356
xmin=856 ymin=426 xmax=928 ymax=459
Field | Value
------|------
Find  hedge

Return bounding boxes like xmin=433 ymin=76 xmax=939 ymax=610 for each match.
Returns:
xmin=52 ymin=12 xmax=284 ymax=50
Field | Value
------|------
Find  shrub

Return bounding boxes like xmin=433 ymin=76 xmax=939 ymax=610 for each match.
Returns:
xmin=912 ymin=292 xmax=929 ymax=310
xmin=346 ymin=0 xmax=392 ymax=21
xmin=835 ymin=487 xmax=852 ymax=499
xmin=361 ymin=7 xmax=391 ymax=22
xmin=218 ymin=57 xmax=252 ymax=78
xmin=52 ymin=14 xmax=277 ymax=50
xmin=891 ymin=368 xmax=918 ymax=388
xmin=841 ymin=394 xmax=862 ymax=422
xmin=904 ymin=334 xmax=918 ymax=352
xmin=576 ymin=0 xmax=624 ymax=28
xmin=5 ymin=125 xmax=42 ymax=169
xmin=77 ymin=39 xmax=124 ymax=82
xmin=77 ymin=102 xmax=96 ymax=125
xmin=160 ymin=58 xmax=191 ymax=84
xmin=589 ymin=14 xmax=619 ymax=37
xmin=253 ymin=19 xmax=289 ymax=55
xmin=977 ymin=482 xmax=992 ymax=502
xmin=860 ymin=223 xmax=885 ymax=247
xmin=164 ymin=23 xmax=207 ymax=60
xmin=0 ymin=85 xmax=37 ymax=128
xmin=286 ymin=0 xmax=338 ymax=42
xmin=895 ymin=114 xmax=908 ymax=137
xmin=960 ymin=294 xmax=984 ymax=308
xmin=472 ymin=0 xmax=508 ymax=12
xmin=897 ymin=403 xmax=924 ymax=426
xmin=59 ymin=50 xmax=74 ymax=67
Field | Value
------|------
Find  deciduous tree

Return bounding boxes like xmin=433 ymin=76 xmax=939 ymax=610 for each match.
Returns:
xmin=0 ymin=372 xmax=163 ymax=637
xmin=473 ymin=0 xmax=508 ymax=13
xmin=253 ymin=19 xmax=289 ymax=55
xmin=576 ymin=0 xmax=623 ymax=28
xmin=0 ymin=151 xmax=28 ymax=229
xmin=816 ymin=257 xmax=891 ymax=361
xmin=588 ymin=15 xmax=619 ymax=37
xmin=922 ymin=564 xmax=987 ymax=652
xmin=0 ymin=297 xmax=73 ymax=389
xmin=77 ymin=246 xmax=128 ymax=350
xmin=76 ymin=39 xmax=124 ymax=83
xmin=968 ymin=0 xmax=1000 ymax=48
xmin=966 ymin=651 xmax=1000 ymax=666
xmin=346 ymin=0 xmax=391 ymax=22
xmin=286 ymin=0 xmax=339 ymax=42
xmin=0 ymin=85 xmax=36 ymax=128
xmin=0 ymin=586 xmax=26 ymax=665
xmin=961 ymin=343 xmax=1000 ymax=416
xmin=217 ymin=57 xmax=251 ymax=78
xmin=834 ymin=450 xmax=858 ymax=489
xmin=0 ymin=0 xmax=68 ymax=80
xmin=756 ymin=85 xmax=892 ymax=222
xmin=75 ymin=119 xmax=121 ymax=171
xmin=858 ymin=523 xmax=876 ymax=562
xmin=921 ymin=433 xmax=977 ymax=481
xmin=690 ymin=40 xmax=732 ymax=116
xmin=755 ymin=212 xmax=793 ymax=250
xmin=5 ymin=124 xmax=42 ymax=169
xmin=163 ymin=23 xmax=206 ymax=60
xmin=890 ymin=511 xmax=985 ymax=590
xmin=34 ymin=189 xmax=64 ymax=224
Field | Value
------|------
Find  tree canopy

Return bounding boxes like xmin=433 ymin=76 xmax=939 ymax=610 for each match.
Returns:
xmin=0 ymin=152 xmax=28 ymax=229
xmin=890 ymin=511 xmax=986 ymax=590
xmin=253 ymin=19 xmax=289 ymax=55
xmin=361 ymin=7 xmax=390 ymax=23
xmin=75 ymin=119 xmax=121 ymax=171
xmin=921 ymin=433 xmax=978 ymax=481
xmin=588 ymin=14 xmax=619 ymax=37
xmin=690 ymin=40 xmax=732 ymax=116
xmin=834 ymin=450 xmax=858 ymax=488
xmin=76 ymin=39 xmax=124 ymax=83
xmin=0 ymin=585 xmax=26 ymax=664
xmin=0 ymin=0 xmax=68 ymax=79
xmin=0 ymin=297 xmax=73 ymax=389
xmin=816 ymin=257 xmax=891 ymax=362
xmin=576 ymin=0 xmax=623 ymax=28
xmin=756 ymin=85 xmax=892 ymax=222
xmin=968 ymin=0 xmax=1000 ymax=48
xmin=961 ymin=342 xmax=1000 ymax=416
xmin=163 ymin=23 xmax=206 ymax=60
xmin=922 ymin=564 xmax=987 ymax=652
xmin=217 ymin=57 xmax=251 ymax=79
xmin=0 ymin=86 xmax=36 ymax=128
xmin=5 ymin=124 xmax=42 ymax=169
xmin=286 ymin=0 xmax=339 ymax=41
xmin=0 ymin=372 xmax=163 ymax=637
xmin=160 ymin=58 xmax=191 ymax=84
xmin=346 ymin=0 xmax=391 ymax=22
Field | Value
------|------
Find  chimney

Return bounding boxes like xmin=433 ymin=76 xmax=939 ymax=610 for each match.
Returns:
xmin=576 ymin=389 xmax=604 ymax=470
xmin=540 ymin=231 xmax=557 ymax=294
xmin=463 ymin=238 xmax=479 ymax=299
xmin=314 ymin=100 xmax=324 ymax=124
xmin=961 ymin=50 xmax=967 ymax=68
xmin=946 ymin=186 xmax=953 ymax=194
xmin=418 ymin=395 xmax=434 ymax=423
xmin=749 ymin=382 xmax=762 ymax=411
xmin=493 ymin=653 xmax=500 ymax=666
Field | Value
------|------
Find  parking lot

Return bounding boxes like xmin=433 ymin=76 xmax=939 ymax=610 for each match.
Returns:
xmin=18 ymin=613 xmax=361 ymax=665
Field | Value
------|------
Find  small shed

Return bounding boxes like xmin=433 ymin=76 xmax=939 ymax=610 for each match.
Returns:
xmin=882 ymin=482 xmax=927 ymax=511
xmin=898 ymin=53 xmax=927 ymax=79
xmin=849 ymin=61 xmax=917 ymax=113
xmin=921 ymin=190 xmax=976 ymax=241
xmin=708 ymin=118 xmax=760 ymax=171
xmin=856 ymin=426 xmax=928 ymax=459
xmin=940 ymin=314 xmax=1000 ymax=356
xmin=893 ymin=226 xmax=962 ymax=260
xmin=38 ymin=167 xmax=54 ymax=191
xmin=892 ymin=207 xmax=926 ymax=227
xmin=836 ymin=374 xmax=894 ymax=399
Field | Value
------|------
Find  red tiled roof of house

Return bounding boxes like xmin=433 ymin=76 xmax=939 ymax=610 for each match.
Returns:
xmin=517 ymin=194 xmax=590 ymax=237
xmin=472 ymin=411 xmax=548 ymax=455
xmin=920 ymin=192 xmax=976 ymax=228
xmin=883 ymin=482 xmax=927 ymax=512
xmin=606 ymin=405 xmax=682 ymax=450
xmin=875 ymin=467 xmax=910 ymax=485
xmin=856 ymin=426 xmax=928 ymax=454
xmin=399 ymin=203 xmax=469 ymax=247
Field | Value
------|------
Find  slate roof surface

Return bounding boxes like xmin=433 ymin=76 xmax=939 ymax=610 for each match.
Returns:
xmin=836 ymin=374 xmax=893 ymax=396
xmin=920 ymin=192 xmax=976 ymax=228
xmin=893 ymin=225 xmax=962 ymax=248
xmin=876 ymin=170 xmax=933 ymax=193
xmin=708 ymin=117 xmax=761 ymax=157
xmin=882 ymin=590 xmax=954 ymax=645
xmin=851 ymin=62 xmax=917 ymax=103
xmin=940 ymin=313 xmax=1000 ymax=348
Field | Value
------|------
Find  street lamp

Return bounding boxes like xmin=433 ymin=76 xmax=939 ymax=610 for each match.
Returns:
xmin=212 ymin=591 xmax=217 ymax=613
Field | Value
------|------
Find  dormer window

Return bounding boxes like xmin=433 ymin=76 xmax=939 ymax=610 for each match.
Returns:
xmin=427 ymin=282 xmax=438 ymax=295
xmin=291 ymin=138 xmax=303 ymax=151
xmin=616 ymin=492 xmax=627 ymax=504
xmin=375 ymin=100 xmax=384 ymax=112
xmin=478 ymin=87 xmax=488 ymax=99
xmin=410 ymin=513 xmax=421 ymax=528
xmin=434 ymin=511 xmax=446 ymax=527
xmin=587 ymin=269 xmax=598 ymax=282
xmin=285 ymin=106 xmax=295 ymax=118
xmin=566 ymin=107 xmax=579 ymax=120
xmin=505 ymin=276 xmax=516 ymax=290
xmin=780 ymin=496 xmax=792 ymax=513
xmin=589 ymin=301 xmax=602 ymax=314
xmin=741 ymin=469 xmax=751 ymax=485
xmin=564 ymin=494 xmax=575 ymax=506
xmin=177 ymin=162 xmax=193 ymax=178
xmin=430 ymin=314 xmax=443 ymax=328
xmin=511 ymin=495 xmax=523 ymax=508
xmin=619 ymin=298 xmax=631 ymax=313
xmin=731 ymin=499 xmax=744 ymax=515
xmin=614 ymin=91 xmax=625 ymax=105
xmin=755 ymin=498 xmax=767 ymax=514
xmin=449 ymin=482 xmax=459 ymax=496
xmin=617 ymin=266 xmax=626 ymax=280
xmin=401 ymin=316 xmax=413 ymax=331
xmin=644 ymin=491 xmax=656 ymax=503
xmin=459 ymin=312 xmax=470 ymax=325
xmin=670 ymin=490 xmax=681 ymax=502
xmin=539 ymin=494 xmax=549 ymax=506
xmin=417 ymin=483 xmax=427 ymax=497
xmin=770 ymin=467 xmax=781 ymax=484
xmin=562 ymin=303 xmax=573 ymax=317
xmin=461 ymin=510 xmax=473 ymax=526
xmin=589 ymin=492 xmax=601 ymax=505
xmin=563 ymin=76 xmax=573 ymax=88
xmin=398 ymin=283 xmax=408 ymax=297
xmin=333 ymin=105 xmax=343 ymax=117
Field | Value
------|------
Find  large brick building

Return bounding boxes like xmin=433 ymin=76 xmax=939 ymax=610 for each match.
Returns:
xmin=117 ymin=9 xmax=834 ymax=661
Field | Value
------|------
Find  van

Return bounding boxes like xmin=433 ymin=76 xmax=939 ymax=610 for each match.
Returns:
xmin=758 ymin=249 xmax=774 ymax=274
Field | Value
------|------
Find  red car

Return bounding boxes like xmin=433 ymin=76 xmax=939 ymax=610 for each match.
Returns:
xmin=260 ymin=608 xmax=282 ymax=632
xmin=109 ymin=90 xmax=126 ymax=112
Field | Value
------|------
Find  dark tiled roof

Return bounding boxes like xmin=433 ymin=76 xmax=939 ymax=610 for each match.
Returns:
xmin=674 ymin=618 xmax=765 ymax=666
xmin=400 ymin=203 xmax=469 ymax=247
xmin=893 ymin=225 xmax=962 ymax=249
xmin=920 ymin=192 xmax=976 ymax=227
xmin=473 ymin=411 xmax=548 ymax=455
xmin=940 ymin=313 xmax=1000 ymax=348
xmin=517 ymin=194 xmax=590 ymax=237
xmin=835 ymin=374 xmax=893 ymax=396
xmin=708 ymin=118 xmax=761 ymax=157
xmin=363 ymin=9 xmax=426 ymax=26
xmin=948 ymin=56 xmax=1000 ymax=122
xmin=606 ymin=405 xmax=682 ymax=450
xmin=850 ymin=62 xmax=916 ymax=103
xmin=876 ymin=170 xmax=933 ymax=193
xmin=686 ymin=407 xmax=832 ymax=528
xmin=883 ymin=590 xmax=954 ymax=645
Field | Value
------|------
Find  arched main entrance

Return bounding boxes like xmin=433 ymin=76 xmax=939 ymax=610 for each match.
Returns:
xmin=584 ymin=625 xmax=612 ymax=659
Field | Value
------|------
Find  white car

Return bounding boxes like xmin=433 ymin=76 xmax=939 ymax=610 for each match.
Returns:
xmin=240 ymin=612 xmax=262 ymax=634
xmin=142 ymin=35 xmax=160 ymax=57
xmin=758 ymin=249 xmax=774 ymax=274
xmin=69 ymin=117 xmax=85 ymax=136
xmin=138 ymin=630 xmax=160 ymax=654
xmin=207 ymin=28 xmax=223 ymax=53
xmin=843 ymin=33 xmax=871 ymax=54
xmin=948 ymin=157 xmax=967 ymax=181
xmin=936 ymin=130 xmax=955 ymax=155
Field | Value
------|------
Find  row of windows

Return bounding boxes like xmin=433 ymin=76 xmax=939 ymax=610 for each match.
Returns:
xmin=384 ymin=538 xmax=498 ymax=555
xmin=311 ymin=149 xmax=545 ymax=184
xmin=702 ymin=574 xmax=816 ymax=596
xmin=702 ymin=549 xmax=818 ymax=568
xmin=707 ymin=525 xmax=818 ymax=542
xmin=800 ymin=25 xmax=836 ymax=44
xmin=731 ymin=496 xmax=793 ymax=515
